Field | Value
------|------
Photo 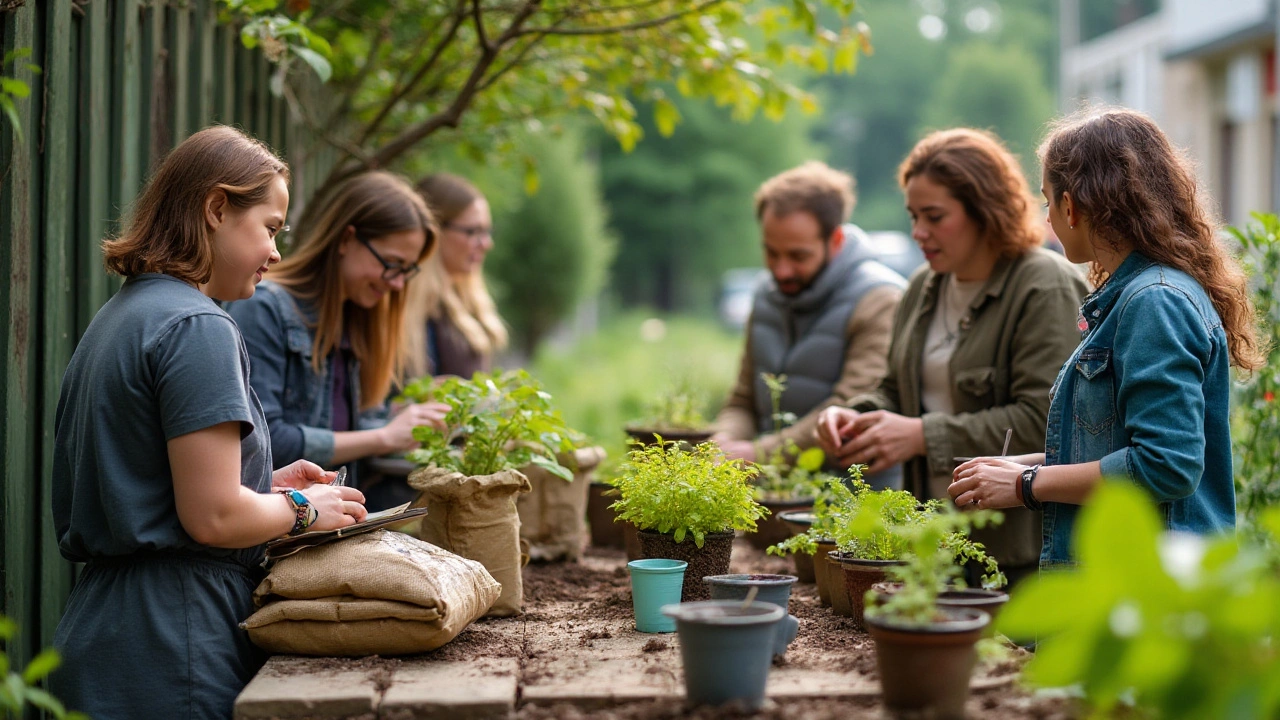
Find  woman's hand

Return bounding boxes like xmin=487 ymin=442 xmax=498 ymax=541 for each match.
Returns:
xmin=271 ymin=459 xmax=335 ymax=490
xmin=835 ymin=410 xmax=925 ymax=475
xmin=816 ymin=407 xmax=860 ymax=466
xmin=379 ymin=401 xmax=451 ymax=453
xmin=949 ymin=457 xmax=1026 ymax=510
xmin=299 ymin=484 xmax=368 ymax=531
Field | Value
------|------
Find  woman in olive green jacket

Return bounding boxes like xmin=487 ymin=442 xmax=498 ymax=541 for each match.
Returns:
xmin=817 ymin=128 xmax=1089 ymax=585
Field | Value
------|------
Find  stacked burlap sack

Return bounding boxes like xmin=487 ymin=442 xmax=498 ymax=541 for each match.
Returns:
xmin=517 ymin=446 xmax=607 ymax=562
xmin=409 ymin=466 xmax=531 ymax=617
xmin=241 ymin=530 xmax=500 ymax=656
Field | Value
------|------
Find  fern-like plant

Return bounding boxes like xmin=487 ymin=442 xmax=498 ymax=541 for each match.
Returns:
xmin=400 ymin=369 xmax=580 ymax=480
xmin=609 ymin=439 xmax=766 ymax=547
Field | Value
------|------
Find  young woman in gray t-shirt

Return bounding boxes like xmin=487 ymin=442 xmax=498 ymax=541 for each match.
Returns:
xmin=51 ymin=126 xmax=367 ymax=720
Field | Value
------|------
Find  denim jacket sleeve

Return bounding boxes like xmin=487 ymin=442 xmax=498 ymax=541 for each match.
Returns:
xmin=228 ymin=291 xmax=336 ymax=467
xmin=1099 ymin=284 xmax=1213 ymax=501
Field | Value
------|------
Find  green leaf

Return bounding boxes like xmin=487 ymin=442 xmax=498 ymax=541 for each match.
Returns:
xmin=523 ymin=156 xmax=540 ymax=195
xmin=21 ymin=649 xmax=60 ymax=684
xmin=22 ymin=687 xmax=68 ymax=716
xmin=1 ymin=95 xmax=24 ymax=144
xmin=530 ymin=454 xmax=572 ymax=481
xmin=290 ymin=45 xmax=332 ymax=82
xmin=0 ymin=78 xmax=30 ymax=98
xmin=653 ymin=97 xmax=681 ymax=138
xmin=795 ymin=447 xmax=824 ymax=472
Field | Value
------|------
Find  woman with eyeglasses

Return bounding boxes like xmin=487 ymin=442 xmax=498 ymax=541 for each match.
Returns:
xmin=404 ymin=173 xmax=508 ymax=379
xmin=228 ymin=171 xmax=450 ymax=480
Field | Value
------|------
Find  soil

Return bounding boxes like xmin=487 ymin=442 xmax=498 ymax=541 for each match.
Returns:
xmin=636 ymin=530 xmax=735 ymax=602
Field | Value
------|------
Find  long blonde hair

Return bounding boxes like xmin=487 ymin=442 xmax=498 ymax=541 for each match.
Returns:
xmin=405 ymin=173 xmax=508 ymax=377
xmin=271 ymin=171 xmax=436 ymax=409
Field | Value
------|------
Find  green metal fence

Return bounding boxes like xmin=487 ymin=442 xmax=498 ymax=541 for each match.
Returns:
xmin=0 ymin=0 xmax=331 ymax=673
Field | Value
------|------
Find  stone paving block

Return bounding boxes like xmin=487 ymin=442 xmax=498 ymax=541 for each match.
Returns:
xmin=235 ymin=657 xmax=380 ymax=720
xmin=379 ymin=658 xmax=518 ymax=720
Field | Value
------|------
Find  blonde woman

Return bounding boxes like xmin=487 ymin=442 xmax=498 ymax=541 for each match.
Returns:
xmin=405 ymin=173 xmax=508 ymax=378
xmin=229 ymin=171 xmax=449 ymax=485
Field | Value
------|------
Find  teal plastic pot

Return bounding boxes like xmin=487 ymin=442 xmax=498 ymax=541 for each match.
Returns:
xmin=628 ymin=559 xmax=688 ymax=632
xmin=661 ymin=600 xmax=785 ymax=709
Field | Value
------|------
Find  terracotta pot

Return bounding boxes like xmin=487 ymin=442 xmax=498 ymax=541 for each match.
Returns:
xmin=777 ymin=510 xmax=816 ymax=583
xmin=586 ymin=481 xmax=624 ymax=549
xmin=870 ymin=582 xmax=1010 ymax=634
xmin=636 ymin=530 xmax=734 ymax=602
xmin=830 ymin=553 xmax=903 ymax=628
xmin=623 ymin=521 xmax=644 ymax=561
xmin=811 ymin=540 xmax=837 ymax=607
xmin=746 ymin=498 xmax=813 ymax=551
xmin=624 ymin=426 xmax=713 ymax=447
xmin=866 ymin=607 xmax=990 ymax=720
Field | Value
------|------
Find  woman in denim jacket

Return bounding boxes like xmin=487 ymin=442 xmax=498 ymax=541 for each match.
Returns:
xmin=950 ymin=109 xmax=1266 ymax=567
xmin=229 ymin=171 xmax=449 ymax=487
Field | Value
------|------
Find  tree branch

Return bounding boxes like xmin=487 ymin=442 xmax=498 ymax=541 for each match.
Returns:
xmin=357 ymin=1 xmax=468 ymax=146
xmin=516 ymin=0 xmax=723 ymax=36
xmin=471 ymin=0 xmax=492 ymax=52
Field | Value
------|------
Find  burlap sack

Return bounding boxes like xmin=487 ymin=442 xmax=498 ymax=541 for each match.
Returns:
xmin=408 ymin=466 xmax=531 ymax=617
xmin=517 ymin=447 xmax=606 ymax=562
xmin=241 ymin=530 xmax=499 ymax=656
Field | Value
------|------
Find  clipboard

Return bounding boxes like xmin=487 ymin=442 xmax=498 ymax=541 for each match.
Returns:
xmin=262 ymin=502 xmax=429 ymax=565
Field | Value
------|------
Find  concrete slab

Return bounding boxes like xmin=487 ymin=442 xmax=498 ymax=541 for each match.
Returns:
xmin=235 ymin=657 xmax=381 ymax=720
xmin=379 ymin=658 xmax=519 ymax=720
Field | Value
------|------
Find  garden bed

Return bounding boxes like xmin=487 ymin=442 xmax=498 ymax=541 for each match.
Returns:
xmin=235 ymin=539 xmax=1077 ymax=719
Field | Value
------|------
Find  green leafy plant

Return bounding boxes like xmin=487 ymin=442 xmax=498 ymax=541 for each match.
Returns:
xmin=752 ymin=373 xmax=838 ymax=500
xmin=862 ymin=504 xmax=1005 ymax=625
xmin=401 ymin=369 xmax=580 ymax=481
xmin=609 ymin=439 xmax=766 ymax=547
xmin=0 ymin=47 xmax=40 ymax=143
xmin=1228 ymin=212 xmax=1280 ymax=535
xmin=767 ymin=466 xmax=867 ymax=557
xmin=0 ymin=616 xmax=87 ymax=719
xmin=219 ymin=0 xmax=333 ymax=84
xmin=633 ymin=380 xmax=709 ymax=431
xmin=998 ymin=482 xmax=1280 ymax=719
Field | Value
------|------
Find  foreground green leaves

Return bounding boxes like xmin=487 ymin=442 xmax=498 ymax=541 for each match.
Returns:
xmin=1000 ymin=483 xmax=1280 ymax=719
xmin=0 ymin=617 xmax=88 ymax=720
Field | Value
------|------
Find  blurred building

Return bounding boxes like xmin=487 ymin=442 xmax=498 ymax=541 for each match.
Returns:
xmin=1059 ymin=0 xmax=1279 ymax=225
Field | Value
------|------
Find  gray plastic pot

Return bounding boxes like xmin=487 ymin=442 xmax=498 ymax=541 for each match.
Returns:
xmin=661 ymin=600 xmax=785 ymax=709
xmin=703 ymin=574 xmax=800 ymax=658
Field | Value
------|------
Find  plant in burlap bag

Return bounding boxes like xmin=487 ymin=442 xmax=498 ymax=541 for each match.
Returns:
xmin=402 ymin=369 xmax=579 ymax=615
xmin=241 ymin=530 xmax=500 ymax=656
xmin=518 ymin=445 xmax=607 ymax=562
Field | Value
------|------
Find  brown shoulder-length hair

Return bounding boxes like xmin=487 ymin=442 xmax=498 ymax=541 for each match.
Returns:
xmin=1040 ymin=107 xmax=1265 ymax=370
xmin=898 ymin=128 xmax=1042 ymax=259
xmin=103 ymin=125 xmax=288 ymax=281
xmin=270 ymin=171 xmax=437 ymax=409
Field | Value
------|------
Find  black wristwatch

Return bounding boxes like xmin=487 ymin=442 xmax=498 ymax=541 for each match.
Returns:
xmin=1019 ymin=465 xmax=1043 ymax=511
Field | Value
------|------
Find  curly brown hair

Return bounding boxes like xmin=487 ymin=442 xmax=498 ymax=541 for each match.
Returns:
xmin=1040 ymin=107 xmax=1265 ymax=370
xmin=102 ymin=126 xmax=288 ymax=283
xmin=898 ymin=128 xmax=1043 ymax=259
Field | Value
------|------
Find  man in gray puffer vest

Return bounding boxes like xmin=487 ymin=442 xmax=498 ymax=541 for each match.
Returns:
xmin=711 ymin=162 xmax=907 ymax=489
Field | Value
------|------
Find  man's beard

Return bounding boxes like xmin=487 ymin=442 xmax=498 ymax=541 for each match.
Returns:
xmin=777 ymin=246 xmax=831 ymax=296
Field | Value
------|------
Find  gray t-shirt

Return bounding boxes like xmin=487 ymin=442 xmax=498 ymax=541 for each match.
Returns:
xmin=53 ymin=274 xmax=273 ymax=566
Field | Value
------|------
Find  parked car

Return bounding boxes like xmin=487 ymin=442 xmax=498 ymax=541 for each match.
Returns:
xmin=717 ymin=225 xmax=926 ymax=330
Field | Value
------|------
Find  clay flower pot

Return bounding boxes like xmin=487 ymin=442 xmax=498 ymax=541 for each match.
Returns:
xmin=870 ymin=582 xmax=1010 ymax=636
xmin=637 ymin=530 xmax=734 ymax=602
xmin=866 ymin=607 xmax=990 ymax=720
xmin=829 ymin=552 xmax=903 ymax=628
xmin=586 ymin=481 xmax=624 ymax=549
xmin=661 ymin=600 xmax=785 ymax=710
xmin=746 ymin=498 xmax=813 ymax=551
xmin=777 ymin=510 xmax=817 ymax=583
xmin=703 ymin=574 xmax=800 ymax=658
xmin=811 ymin=539 xmax=838 ymax=607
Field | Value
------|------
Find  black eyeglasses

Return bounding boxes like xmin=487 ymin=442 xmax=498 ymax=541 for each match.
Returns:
xmin=355 ymin=233 xmax=420 ymax=282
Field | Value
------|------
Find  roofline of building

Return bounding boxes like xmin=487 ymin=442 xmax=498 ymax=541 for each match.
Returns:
xmin=1165 ymin=4 xmax=1278 ymax=61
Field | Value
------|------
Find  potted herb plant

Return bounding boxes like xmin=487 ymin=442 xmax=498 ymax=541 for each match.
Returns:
xmin=609 ymin=439 xmax=766 ymax=601
xmin=827 ymin=481 xmax=1004 ymax=628
xmin=768 ymin=469 xmax=862 ymax=603
xmin=862 ymin=508 xmax=1005 ymax=719
xmin=403 ymin=369 xmax=578 ymax=616
xmin=624 ymin=383 xmax=713 ymax=447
